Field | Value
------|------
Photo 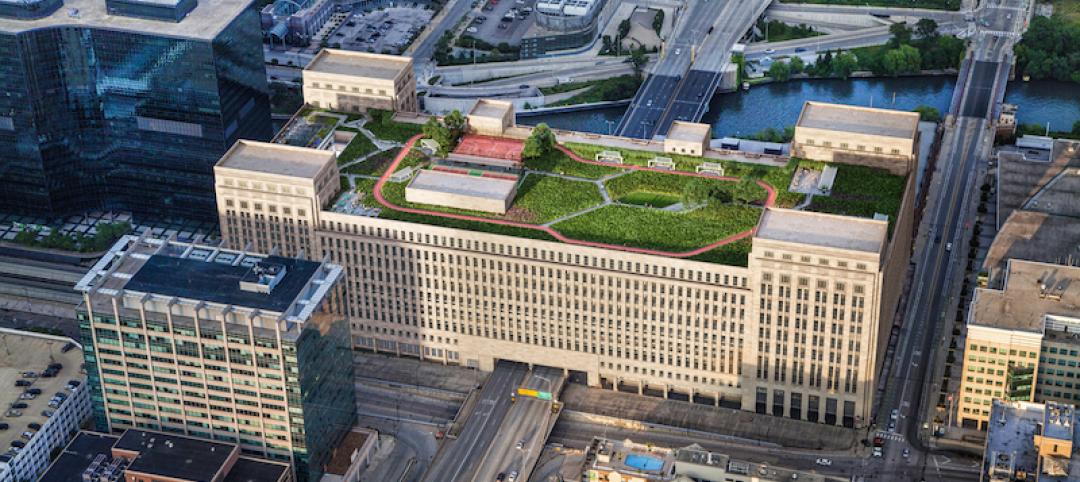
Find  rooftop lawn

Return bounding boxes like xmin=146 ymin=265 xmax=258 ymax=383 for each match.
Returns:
xmin=551 ymin=204 xmax=761 ymax=253
xmin=524 ymin=148 xmax=623 ymax=180
xmin=689 ymin=239 xmax=753 ymax=267
xmin=336 ymin=128 xmax=377 ymax=164
xmin=605 ymin=171 xmax=769 ymax=205
xmin=806 ymin=164 xmax=906 ymax=227
xmin=562 ymin=143 xmax=809 ymax=207
xmin=366 ymin=109 xmax=424 ymax=143
xmin=341 ymin=148 xmax=401 ymax=176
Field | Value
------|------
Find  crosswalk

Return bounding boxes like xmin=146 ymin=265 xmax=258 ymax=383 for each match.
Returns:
xmin=981 ymin=30 xmax=1023 ymax=39
xmin=875 ymin=430 xmax=906 ymax=443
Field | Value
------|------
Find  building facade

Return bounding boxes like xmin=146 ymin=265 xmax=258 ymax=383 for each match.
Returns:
xmin=213 ymin=138 xmax=917 ymax=427
xmin=792 ymin=101 xmax=920 ymax=176
xmin=75 ymin=236 xmax=352 ymax=481
xmin=0 ymin=0 xmax=272 ymax=222
xmin=0 ymin=328 xmax=91 ymax=482
xmin=302 ymin=49 xmax=417 ymax=114
xmin=958 ymin=260 xmax=1080 ymax=429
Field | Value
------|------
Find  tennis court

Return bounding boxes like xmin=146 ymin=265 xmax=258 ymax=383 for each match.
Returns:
xmin=453 ymin=135 xmax=525 ymax=162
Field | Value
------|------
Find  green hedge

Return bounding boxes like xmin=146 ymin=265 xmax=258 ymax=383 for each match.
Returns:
xmin=366 ymin=109 xmax=424 ymax=143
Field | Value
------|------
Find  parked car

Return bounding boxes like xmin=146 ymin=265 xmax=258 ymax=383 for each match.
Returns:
xmin=764 ymin=48 xmax=775 ymax=54
xmin=41 ymin=410 xmax=54 ymax=418
xmin=815 ymin=458 xmax=832 ymax=466
xmin=902 ymin=448 xmax=910 ymax=458
xmin=10 ymin=403 xmax=26 ymax=410
xmin=466 ymin=26 xmax=478 ymax=33
xmin=14 ymin=380 xmax=30 ymax=387
xmin=891 ymin=409 xmax=899 ymax=421
xmin=872 ymin=447 xmax=883 ymax=457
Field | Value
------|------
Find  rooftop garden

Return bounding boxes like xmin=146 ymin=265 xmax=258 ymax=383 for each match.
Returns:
xmin=366 ymin=109 xmax=424 ymax=143
xmin=332 ymin=113 xmax=908 ymax=265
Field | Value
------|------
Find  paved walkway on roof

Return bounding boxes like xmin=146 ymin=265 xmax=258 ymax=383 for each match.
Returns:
xmin=371 ymin=135 xmax=778 ymax=258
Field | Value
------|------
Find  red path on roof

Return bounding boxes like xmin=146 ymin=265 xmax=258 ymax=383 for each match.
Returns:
xmin=372 ymin=134 xmax=777 ymax=258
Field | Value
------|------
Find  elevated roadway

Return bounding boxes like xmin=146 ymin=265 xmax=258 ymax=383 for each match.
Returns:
xmin=616 ymin=0 xmax=769 ymax=138
xmin=470 ymin=367 xmax=564 ymax=482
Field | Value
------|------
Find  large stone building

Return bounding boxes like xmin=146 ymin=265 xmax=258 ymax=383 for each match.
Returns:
xmin=792 ymin=101 xmax=921 ymax=176
xmin=0 ymin=0 xmax=272 ymax=221
xmin=302 ymin=49 xmax=417 ymax=114
xmin=213 ymin=122 xmax=917 ymax=428
xmin=74 ymin=236 xmax=353 ymax=481
xmin=957 ymin=259 xmax=1080 ymax=429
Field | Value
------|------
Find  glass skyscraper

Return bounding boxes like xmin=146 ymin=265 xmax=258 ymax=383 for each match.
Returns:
xmin=0 ymin=0 xmax=273 ymax=221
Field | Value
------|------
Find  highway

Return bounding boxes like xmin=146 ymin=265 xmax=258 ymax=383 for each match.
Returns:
xmin=653 ymin=0 xmax=771 ymax=134
xmin=764 ymin=3 xmax=969 ymax=23
xmin=421 ymin=361 xmax=527 ymax=482
xmin=614 ymin=0 xmax=733 ymax=138
xmin=742 ymin=21 xmax=966 ymax=61
xmin=869 ymin=0 xmax=1030 ymax=481
xmin=470 ymin=367 xmax=563 ymax=482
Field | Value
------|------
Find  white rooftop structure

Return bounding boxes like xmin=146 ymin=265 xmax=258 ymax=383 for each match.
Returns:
xmin=405 ymin=169 xmax=519 ymax=214
xmin=0 ymin=0 xmax=248 ymax=39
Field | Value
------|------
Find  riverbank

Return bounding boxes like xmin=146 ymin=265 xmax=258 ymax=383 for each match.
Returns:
xmin=518 ymin=76 xmax=1080 ymax=138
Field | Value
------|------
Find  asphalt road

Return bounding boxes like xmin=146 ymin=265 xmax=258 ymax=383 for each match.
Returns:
xmin=470 ymin=367 xmax=563 ymax=482
xmin=871 ymin=1 xmax=1028 ymax=480
xmin=412 ymin=0 xmax=473 ymax=69
xmin=615 ymin=0 xmax=731 ymax=138
xmin=355 ymin=381 xmax=463 ymax=425
xmin=422 ymin=361 xmax=527 ymax=482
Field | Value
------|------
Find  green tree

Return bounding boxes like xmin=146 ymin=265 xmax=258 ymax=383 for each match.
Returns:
xmin=831 ymin=52 xmax=858 ymax=79
xmin=882 ymin=44 xmax=922 ymax=76
xmin=889 ymin=22 xmax=912 ymax=48
xmin=681 ymin=179 xmax=712 ymax=207
xmin=522 ymin=123 xmax=556 ymax=160
xmin=629 ymin=46 xmax=648 ymax=78
xmin=767 ymin=60 xmax=792 ymax=82
xmin=443 ymin=110 xmax=467 ymax=140
xmin=422 ymin=116 xmax=453 ymax=156
xmin=731 ymin=177 xmax=761 ymax=205
xmin=652 ymin=9 xmax=664 ymax=37
xmin=915 ymin=18 xmax=939 ymax=41
xmin=789 ymin=56 xmax=805 ymax=75
xmin=913 ymin=105 xmax=942 ymax=123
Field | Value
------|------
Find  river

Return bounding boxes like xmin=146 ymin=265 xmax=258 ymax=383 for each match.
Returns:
xmin=518 ymin=77 xmax=1080 ymax=137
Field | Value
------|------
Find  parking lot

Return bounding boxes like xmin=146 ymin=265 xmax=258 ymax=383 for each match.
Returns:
xmin=470 ymin=0 xmax=536 ymax=47
xmin=328 ymin=5 xmax=434 ymax=54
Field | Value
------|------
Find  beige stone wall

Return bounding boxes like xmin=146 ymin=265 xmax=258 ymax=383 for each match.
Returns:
xmin=874 ymin=174 xmax=917 ymax=375
xmin=316 ymin=211 xmax=752 ymax=402
xmin=664 ymin=138 xmax=706 ymax=157
xmin=303 ymin=70 xmax=417 ymax=113
xmin=743 ymin=238 xmax=885 ymax=427
xmin=792 ymin=126 xmax=917 ymax=176
xmin=468 ymin=116 xmax=510 ymax=137
xmin=214 ymin=163 xmax=338 ymax=258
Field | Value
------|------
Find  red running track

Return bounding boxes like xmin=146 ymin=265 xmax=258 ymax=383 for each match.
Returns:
xmin=371 ymin=135 xmax=777 ymax=258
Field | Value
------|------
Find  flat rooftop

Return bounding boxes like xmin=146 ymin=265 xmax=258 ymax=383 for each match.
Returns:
xmin=984 ymin=211 xmax=1080 ymax=280
xmin=117 ymin=429 xmax=235 ymax=481
xmin=408 ymin=169 xmax=517 ymax=201
xmin=324 ymin=429 xmax=372 ymax=476
xmin=984 ymin=400 xmax=1042 ymax=481
xmin=0 ymin=0 xmax=250 ymax=39
xmin=216 ymin=140 xmax=334 ymax=180
xmin=797 ymin=101 xmax=920 ymax=140
xmin=225 ymin=457 xmax=290 ymax=482
xmin=305 ymin=49 xmax=412 ymax=80
xmin=666 ymin=121 xmax=712 ymax=143
xmin=124 ymin=253 xmax=319 ymax=312
xmin=754 ymin=208 xmax=887 ymax=254
xmin=76 ymin=236 xmax=338 ymax=320
xmin=39 ymin=432 xmax=120 ymax=482
xmin=468 ymin=99 xmax=513 ymax=120
xmin=971 ymin=259 xmax=1080 ymax=332
xmin=0 ymin=328 xmax=83 ymax=457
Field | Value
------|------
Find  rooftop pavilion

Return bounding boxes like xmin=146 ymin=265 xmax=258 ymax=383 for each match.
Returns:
xmin=0 ymin=0 xmax=249 ymax=39
xmin=304 ymin=48 xmax=413 ymax=81
xmin=970 ymin=259 xmax=1080 ymax=333
xmin=755 ymin=208 xmax=888 ymax=255
xmin=796 ymin=101 xmax=921 ymax=140
xmin=0 ymin=329 xmax=83 ymax=461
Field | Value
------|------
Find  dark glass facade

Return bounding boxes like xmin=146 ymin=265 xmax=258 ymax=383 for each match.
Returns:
xmin=0 ymin=6 xmax=272 ymax=221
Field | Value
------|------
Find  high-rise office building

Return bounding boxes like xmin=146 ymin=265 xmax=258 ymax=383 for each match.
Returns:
xmin=74 ymin=235 xmax=352 ymax=481
xmin=214 ymin=128 xmax=917 ymax=428
xmin=0 ymin=0 xmax=273 ymax=221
